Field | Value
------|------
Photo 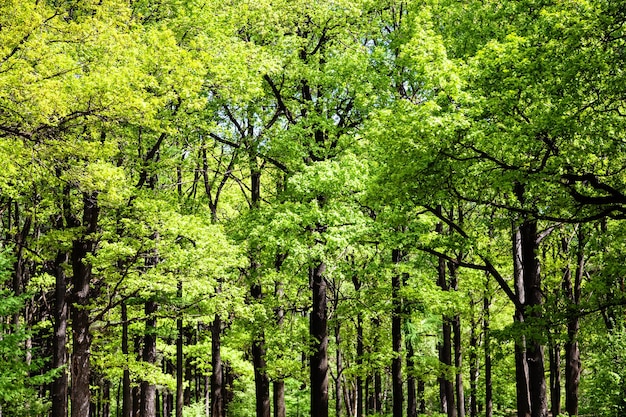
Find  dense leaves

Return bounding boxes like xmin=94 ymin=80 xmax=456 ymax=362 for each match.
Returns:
xmin=1 ymin=1 xmax=626 ymax=417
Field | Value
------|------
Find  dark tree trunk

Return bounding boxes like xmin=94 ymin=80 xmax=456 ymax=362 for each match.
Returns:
xmin=211 ymin=314 xmax=224 ymax=417
xmin=353 ymin=274 xmax=364 ymax=417
xmin=454 ymin=314 xmax=465 ymax=417
xmin=52 ymin=252 xmax=69 ymax=417
xmin=440 ymin=317 xmax=456 ymax=417
xmin=519 ymin=220 xmax=547 ymax=417
xmin=141 ymin=300 xmax=158 ymax=417
xmin=70 ymin=193 xmax=100 ymax=417
xmin=391 ymin=249 xmax=404 ymax=417
xmin=469 ymin=312 xmax=479 ymax=417
xmin=310 ymin=262 xmax=329 ymax=417
xmin=418 ymin=380 xmax=426 ymax=414
xmin=274 ymin=274 xmax=286 ymax=417
xmin=122 ymin=302 xmax=132 ymax=417
xmin=374 ymin=371 xmax=382 ymax=414
xmin=103 ymin=379 xmax=111 ymax=417
xmin=484 ymin=292 xmax=493 ymax=417
xmin=513 ymin=226 xmax=531 ymax=417
xmin=176 ymin=281 xmax=184 ymax=417
xmin=564 ymin=228 xmax=584 ymax=417
xmin=549 ymin=343 xmax=561 ymax=417
xmin=273 ymin=381 xmax=285 ymax=417
xmin=252 ymin=281 xmax=271 ymax=417
xmin=561 ymin=230 xmax=582 ymax=416
xmin=335 ymin=320 xmax=342 ymax=417
xmin=406 ymin=338 xmax=417 ymax=417
xmin=437 ymin=248 xmax=456 ymax=417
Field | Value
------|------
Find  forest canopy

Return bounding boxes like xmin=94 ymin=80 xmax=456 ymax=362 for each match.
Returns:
xmin=1 ymin=1 xmax=626 ymax=417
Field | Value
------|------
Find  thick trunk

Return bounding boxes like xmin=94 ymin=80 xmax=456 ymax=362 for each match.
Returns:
xmin=391 ymin=249 xmax=403 ymax=417
xmin=520 ymin=220 xmax=547 ymax=417
xmin=211 ymin=314 xmax=224 ymax=417
xmin=140 ymin=300 xmax=158 ymax=417
xmin=252 ymin=281 xmax=271 ymax=417
xmin=513 ymin=226 xmax=531 ymax=417
xmin=310 ymin=262 xmax=329 ymax=417
xmin=273 ymin=381 xmax=286 ymax=417
xmin=564 ymin=338 xmax=580 ymax=416
xmin=70 ymin=193 xmax=99 ymax=417
xmin=437 ymin=250 xmax=456 ymax=417
xmin=52 ymin=252 xmax=69 ymax=417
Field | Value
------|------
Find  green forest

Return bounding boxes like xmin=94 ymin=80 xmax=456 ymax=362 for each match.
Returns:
xmin=1 ymin=1 xmax=626 ymax=417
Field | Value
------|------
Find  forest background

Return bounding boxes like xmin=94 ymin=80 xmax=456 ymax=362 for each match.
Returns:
xmin=1 ymin=1 xmax=626 ymax=417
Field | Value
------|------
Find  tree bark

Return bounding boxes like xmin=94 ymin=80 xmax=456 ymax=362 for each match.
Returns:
xmin=252 ymin=281 xmax=271 ymax=417
xmin=140 ymin=299 xmax=158 ymax=417
xmin=310 ymin=261 xmax=329 ymax=417
xmin=519 ymin=220 xmax=547 ymax=417
xmin=469 ymin=311 xmax=479 ymax=417
xmin=406 ymin=337 xmax=417 ymax=417
xmin=391 ymin=249 xmax=404 ymax=417
xmin=70 ymin=192 xmax=100 ymax=417
xmin=335 ymin=319 xmax=342 ymax=417
xmin=437 ymin=244 xmax=456 ymax=417
xmin=353 ymin=275 xmax=364 ymax=417
xmin=484 ymin=291 xmax=493 ymax=417
xmin=549 ymin=343 xmax=561 ymax=417
xmin=274 ymin=267 xmax=286 ymax=417
xmin=176 ymin=281 xmax=184 ymax=417
xmin=513 ymin=226 xmax=531 ymax=417
xmin=122 ymin=302 xmax=132 ymax=417
xmin=210 ymin=314 xmax=224 ymax=417
xmin=564 ymin=228 xmax=583 ymax=417
xmin=52 ymin=251 xmax=69 ymax=417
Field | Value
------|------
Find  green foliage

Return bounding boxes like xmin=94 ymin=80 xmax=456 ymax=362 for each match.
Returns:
xmin=582 ymin=329 xmax=626 ymax=417
xmin=0 ymin=287 xmax=59 ymax=417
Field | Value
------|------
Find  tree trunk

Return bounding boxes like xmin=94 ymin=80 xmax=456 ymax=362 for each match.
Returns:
xmin=70 ymin=192 xmax=100 ymax=417
xmin=513 ymin=226 xmax=531 ymax=417
xmin=469 ymin=312 xmax=479 ymax=417
xmin=353 ymin=274 xmax=364 ymax=417
xmin=52 ymin=252 xmax=69 ymax=417
xmin=453 ymin=314 xmax=465 ymax=417
xmin=176 ymin=281 xmax=184 ymax=417
xmin=122 ymin=302 xmax=132 ymax=417
xmin=564 ymin=228 xmax=583 ymax=417
xmin=141 ymin=300 xmax=158 ymax=417
xmin=406 ymin=338 xmax=417 ymax=417
xmin=274 ymin=270 xmax=286 ymax=417
xmin=211 ymin=314 xmax=224 ymax=417
xmin=310 ymin=262 xmax=329 ymax=417
xmin=273 ymin=380 xmax=286 ymax=417
xmin=391 ymin=249 xmax=404 ymax=417
xmin=374 ymin=371 xmax=382 ymax=414
xmin=335 ymin=320 xmax=342 ymax=417
xmin=549 ymin=343 xmax=561 ymax=417
xmin=484 ymin=291 xmax=493 ymax=417
xmin=519 ymin=220 xmax=547 ymax=417
xmin=252 ymin=281 xmax=271 ymax=417
xmin=437 ymin=252 xmax=456 ymax=417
